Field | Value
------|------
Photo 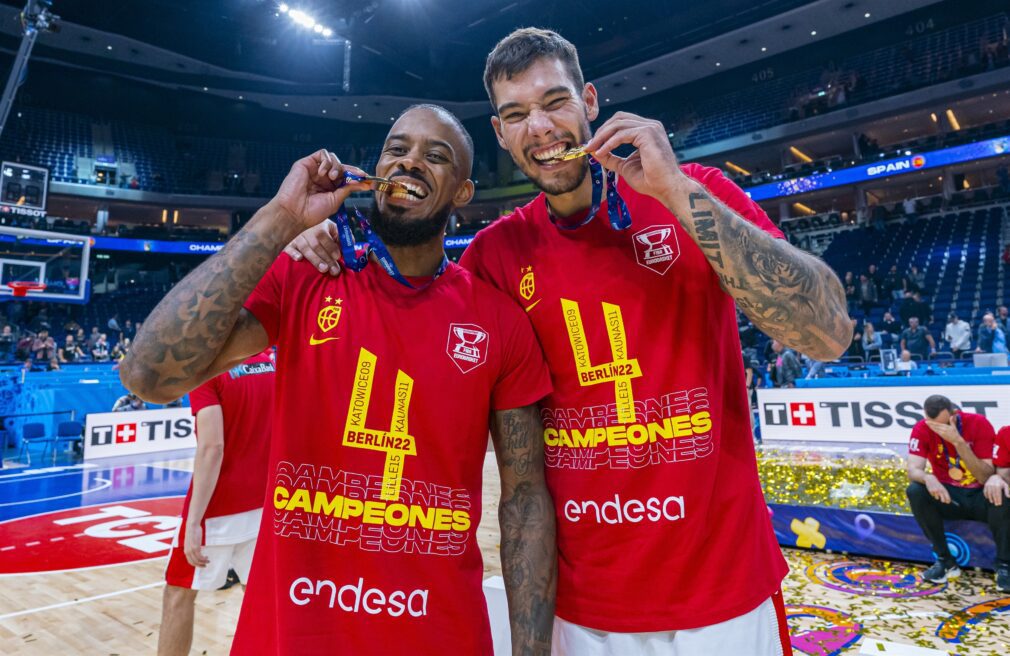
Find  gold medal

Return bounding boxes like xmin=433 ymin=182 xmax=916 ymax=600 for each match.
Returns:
xmin=948 ymin=467 xmax=964 ymax=481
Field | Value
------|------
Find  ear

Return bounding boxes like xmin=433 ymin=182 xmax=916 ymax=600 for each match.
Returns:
xmin=491 ymin=115 xmax=507 ymax=150
xmin=453 ymin=178 xmax=476 ymax=207
xmin=583 ymin=82 xmax=600 ymax=122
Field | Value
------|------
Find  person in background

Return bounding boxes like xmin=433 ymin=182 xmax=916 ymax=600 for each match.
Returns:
xmin=21 ymin=358 xmax=33 ymax=374
xmin=905 ymin=264 xmax=926 ymax=295
xmin=112 ymin=392 xmax=146 ymax=412
xmin=944 ymin=312 xmax=972 ymax=358
xmin=0 ymin=324 xmax=15 ymax=361
xmin=882 ymin=264 xmax=903 ymax=301
xmin=900 ymin=291 xmax=932 ymax=326
xmin=47 ymin=357 xmax=60 ymax=371
xmin=901 ymin=316 xmax=936 ymax=362
xmin=122 ymin=319 xmax=136 ymax=341
xmin=896 ymin=350 xmax=918 ymax=372
xmin=87 ymin=326 xmax=101 ymax=352
xmin=843 ymin=271 xmax=857 ymax=314
xmin=906 ymin=395 xmax=1007 ymax=591
xmin=903 ymin=197 xmax=918 ymax=222
xmin=769 ymin=340 xmax=803 ymax=388
xmin=881 ymin=310 xmax=902 ymax=343
xmin=862 ymin=321 xmax=882 ymax=358
xmin=847 ymin=324 xmax=865 ymax=361
xmin=58 ymin=334 xmax=84 ymax=364
xmin=976 ymin=312 xmax=1009 ymax=354
xmin=92 ymin=333 xmax=110 ymax=362
xmin=859 ymin=273 xmax=878 ymax=313
xmin=31 ymin=328 xmax=56 ymax=362
xmin=997 ymin=306 xmax=1009 ymax=333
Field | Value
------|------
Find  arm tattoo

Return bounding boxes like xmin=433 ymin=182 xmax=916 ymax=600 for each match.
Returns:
xmin=120 ymin=203 xmax=296 ymax=401
xmin=671 ymin=183 xmax=850 ymax=360
xmin=492 ymin=405 xmax=556 ymax=656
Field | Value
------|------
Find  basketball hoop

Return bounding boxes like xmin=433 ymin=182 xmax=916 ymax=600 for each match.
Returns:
xmin=6 ymin=281 xmax=47 ymax=297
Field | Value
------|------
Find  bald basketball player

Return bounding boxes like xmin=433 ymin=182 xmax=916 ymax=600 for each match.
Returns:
xmin=122 ymin=105 xmax=556 ymax=654
xmin=286 ymin=28 xmax=850 ymax=656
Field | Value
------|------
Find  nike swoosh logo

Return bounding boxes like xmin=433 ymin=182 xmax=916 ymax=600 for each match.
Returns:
xmin=309 ymin=335 xmax=341 ymax=346
xmin=524 ymin=299 xmax=542 ymax=312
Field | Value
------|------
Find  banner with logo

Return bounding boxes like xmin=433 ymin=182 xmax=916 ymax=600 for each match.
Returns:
xmin=84 ymin=408 xmax=196 ymax=460
xmin=756 ymin=385 xmax=1010 ymax=443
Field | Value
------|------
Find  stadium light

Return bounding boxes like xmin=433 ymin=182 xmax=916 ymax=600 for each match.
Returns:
xmin=280 ymin=6 xmax=336 ymax=39
xmin=725 ymin=161 xmax=751 ymax=176
xmin=789 ymin=146 xmax=813 ymax=163
xmin=793 ymin=202 xmax=816 ymax=216
xmin=322 ymin=28 xmax=333 ymax=38
xmin=279 ymin=3 xmax=289 ymax=12
xmin=945 ymin=109 xmax=961 ymax=131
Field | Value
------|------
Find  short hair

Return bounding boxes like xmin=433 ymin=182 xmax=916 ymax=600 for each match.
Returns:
xmin=923 ymin=394 xmax=955 ymax=419
xmin=397 ymin=104 xmax=474 ymax=178
xmin=483 ymin=27 xmax=584 ymax=110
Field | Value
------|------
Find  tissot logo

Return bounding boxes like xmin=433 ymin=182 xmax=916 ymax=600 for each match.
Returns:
xmin=761 ymin=399 xmax=999 ymax=429
xmin=90 ymin=417 xmax=193 ymax=446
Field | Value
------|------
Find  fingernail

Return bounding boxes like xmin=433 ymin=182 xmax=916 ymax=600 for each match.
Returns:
xmin=318 ymin=263 xmax=327 ymax=271
xmin=330 ymin=170 xmax=338 ymax=179
xmin=292 ymin=253 xmax=301 ymax=260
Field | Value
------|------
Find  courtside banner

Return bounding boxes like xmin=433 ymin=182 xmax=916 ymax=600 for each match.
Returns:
xmin=756 ymin=385 xmax=1010 ymax=443
xmin=84 ymin=408 xmax=195 ymax=460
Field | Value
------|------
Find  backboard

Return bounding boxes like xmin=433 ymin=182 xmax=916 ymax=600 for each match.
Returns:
xmin=0 ymin=225 xmax=91 ymax=304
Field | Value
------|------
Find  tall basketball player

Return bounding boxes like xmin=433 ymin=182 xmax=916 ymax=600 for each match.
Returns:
xmin=122 ymin=105 xmax=556 ymax=654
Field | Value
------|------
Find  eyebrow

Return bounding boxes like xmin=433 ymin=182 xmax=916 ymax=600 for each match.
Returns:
xmin=496 ymin=85 xmax=573 ymax=115
xmin=386 ymin=134 xmax=455 ymax=154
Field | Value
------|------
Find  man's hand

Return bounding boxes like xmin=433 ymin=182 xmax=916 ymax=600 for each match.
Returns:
xmin=984 ymin=474 xmax=1010 ymax=506
xmin=284 ymin=219 xmax=344 ymax=276
xmin=926 ymin=416 xmax=964 ymax=447
xmin=924 ymin=475 xmax=952 ymax=504
xmin=583 ymin=112 xmax=685 ymax=201
xmin=272 ymin=150 xmax=370 ymax=232
xmin=184 ymin=524 xmax=209 ymax=568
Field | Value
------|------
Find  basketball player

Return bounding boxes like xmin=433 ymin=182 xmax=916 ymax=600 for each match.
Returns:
xmin=906 ymin=394 xmax=1009 ymax=592
xmin=983 ymin=423 xmax=1010 ymax=591
xmin=121 ymin=105 xmax=556 ymax=654
xmin=159 ymin=350 xmax=275 ymax=655
xmin=284 ymin=28 xmax=850 ymax=655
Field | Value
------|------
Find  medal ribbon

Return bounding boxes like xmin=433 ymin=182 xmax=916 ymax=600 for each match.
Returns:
xmin=333 ymin=173 xmax=449 ymax=289
xmin=939 ymin=414 xmax=963 ymax=478
xmin=546 ymin=156 xmax=631 ymax=231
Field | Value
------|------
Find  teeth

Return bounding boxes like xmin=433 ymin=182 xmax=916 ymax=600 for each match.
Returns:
xmin=391 ymin=180 xmax=426 ymax=198
xmin=532 ymin=143 xmax=568 ymax=162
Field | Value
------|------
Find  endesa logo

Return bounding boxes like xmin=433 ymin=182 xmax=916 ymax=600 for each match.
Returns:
xmin=867 ymin=155 xmax=926 ymax=177
xmin=289 ymin=576 xmax=429 ymax=617
xmin=563 ymin=494 xmax=686 ymax=525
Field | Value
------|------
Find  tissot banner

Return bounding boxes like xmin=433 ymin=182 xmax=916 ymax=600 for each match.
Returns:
xmin=84 ymin=408 xmax=196 ymax=460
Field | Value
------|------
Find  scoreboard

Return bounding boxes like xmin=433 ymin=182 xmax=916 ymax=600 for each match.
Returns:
xmin=1 ymin=161 xmax=48 ymax=218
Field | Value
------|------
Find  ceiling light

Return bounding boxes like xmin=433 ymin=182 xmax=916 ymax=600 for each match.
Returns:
xmin=238 ymin=95 xmax=244 ymax=100
xmin=313 ymin=24 xmax=323 ymax=33
xmin=810 ymin=30 xmax=817 ymax=36
xmin=945 ymin=108 xmax=961 ymax=131
xmin=106 ymin=45 xmax=113 ymax=50
xmin=642 ymin=86 xmax=647 ymax=90
xmin=357 ymin=114 xmax=362 ymax=119
xmin=202 ymin=87 xmax=208 ymax=91
xmin=322 ymin=28 xmax=333 ymax=38
xmin=321 ymin=109 xmax=326 ymax=114
xmin=283 ymin=102 xmax=289 ymax=107
xmin=715 ymin=62 xmax=721 ymax=67
xmin=864 ymin=12 xmax=871 ymax=18
xmin=279 ymin=3 xmax=289 ymax=12
xmin=761 ymin=47 xmax=767 ymax=52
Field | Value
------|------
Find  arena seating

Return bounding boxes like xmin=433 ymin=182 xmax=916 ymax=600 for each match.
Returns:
xmin=670 ymin=12 xmax=1009 ymax=150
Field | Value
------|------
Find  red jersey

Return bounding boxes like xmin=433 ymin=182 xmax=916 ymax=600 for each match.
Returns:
xmin=996 ymin=426 xmax=1010 ymax=468
xmin=460 ymin=164 xmax=788 ymax=632
xmin=187 ymin=351 xmax=275 ymax=519
xmin=236 ymin=256 xmax=551 ymax=655
xmin=908 ymin=412 xmax=995 ymax=488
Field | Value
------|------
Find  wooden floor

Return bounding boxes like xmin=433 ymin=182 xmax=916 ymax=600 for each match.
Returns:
xmin=2 ymin=453 xmax=1008 ymax=655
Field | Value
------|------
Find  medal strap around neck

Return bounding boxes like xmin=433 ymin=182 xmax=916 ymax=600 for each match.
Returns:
xmin=546 ymin=156 xmax=631 ymax=231
xmin=332 ymin=174 xmax=448 ymax=289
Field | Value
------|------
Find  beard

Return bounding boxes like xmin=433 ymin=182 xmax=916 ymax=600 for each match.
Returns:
xmin=368 ymin=201 xmax=452 ymax=247
xmin=517 ymin=115 xmax=592 ymax=196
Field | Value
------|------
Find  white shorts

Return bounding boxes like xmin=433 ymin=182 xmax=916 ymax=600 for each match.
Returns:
xmin=164 ymin=508 xmax=261 ymax=591
xmin=552 ymin=591 xmax=791 ymax=656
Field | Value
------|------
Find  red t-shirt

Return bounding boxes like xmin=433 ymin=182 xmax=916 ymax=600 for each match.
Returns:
xmin=187 ymin=351 xmax=275 ymax=519
xmin=991 ymin=425 xmax=1010 ymax=468
xmin=908 ymin=412 xmax=995 ymax=488
xmin=460 ymin=164 xmax=788 ymax=632
xmin=235 ymin=256 xmax=551 ymax=655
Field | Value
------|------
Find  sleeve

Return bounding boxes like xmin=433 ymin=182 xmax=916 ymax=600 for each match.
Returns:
xmin=243 ymin=254 xmax=290 ymax=346
xmin=189 ymin=377 xmax=222 ymax=416
xmin=490 ymin=303 xmax=553 ymax=411
xmin=909 ymin=421 xmax=930 ymax=457
xmin=995 ymin=427 xmax=1010 ymax=467
xmin=458 ymin=227 xmax=509 ymax=294
xmin=681 ymin=163 xmax=784 ymax=239
xmin=968 ymin=415 xmax=996 ymax=460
